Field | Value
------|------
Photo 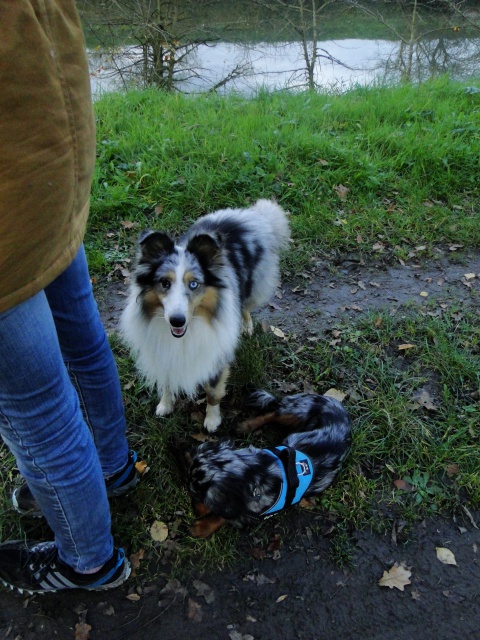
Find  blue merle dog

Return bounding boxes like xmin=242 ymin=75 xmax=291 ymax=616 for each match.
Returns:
xmin=188 ymin=388 xmax=352 ymax=537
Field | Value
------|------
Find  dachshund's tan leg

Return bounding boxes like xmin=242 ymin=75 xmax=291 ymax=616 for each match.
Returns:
xmin=193 ymin=501 xmax=212 ymax=517
xmin=238 ymin=411 xmax=278 ymax=434
xmin=238 ymin=411 xmax=301 ymax=434
xmin=191 ymin=514 xmax=227 ymax=538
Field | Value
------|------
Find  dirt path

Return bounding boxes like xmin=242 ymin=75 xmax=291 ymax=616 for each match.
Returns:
xmin=1 ymin=249 xmax=479 ymax=640
xmin=0 ymin=511 xmax=478 ymax=639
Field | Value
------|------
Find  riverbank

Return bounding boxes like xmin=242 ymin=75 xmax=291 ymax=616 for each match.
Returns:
xmin=0 ymin=80 xmax=479 ymax=625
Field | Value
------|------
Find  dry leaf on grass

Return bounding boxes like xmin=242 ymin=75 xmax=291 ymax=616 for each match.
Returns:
xmin=276 ymin=594 xmax=288 ymax=603
xmin=324 ymin=388 xmax=346 ymax=402
xmin=229 ymin=632 xmax=254 ymax=640
xmin=299 ymin=496 xmax=316 ymax=509
xmin=243 ymin=572 xmax=276 ymax=585
xmin=378 ymin=562 xmax=412 ymax=591
xmin=135 ymin=460 xmax=149 ymax=475
xmin=190 ymin=432 xmax=216 ymax=442
xmin=74 ymin=622 xmax=92 ymax=640
xmin=125 ymin=593 xmax=141 ymax=602
xmin=334 ymin=184 xmax=350 ymax=200
xmin=150 ymin=520 xmax=169 ymax=542
xmin=393 ymin=479 xmax=414 ymax=492
xmin=187 ymin=598 xmax=203 ymax=623
xmin=413 ymin=390 xmax=437 ymax=411
xmin=120 ymin=220 xmax=138 ymax=229
xmin=436 ymin=547 xmax=457 ymax=565
xmin=446 ymin=464 xmax=460 ymax=477
xmin=398 ymin=344 xmax=415 ymax=351
xmin=129 ymin=549 xmax=144 ymax=577
xmin=193 ymin=579 xmax=215 ymax=604
xmin=270 ymin=325 xmax=286 ymax=339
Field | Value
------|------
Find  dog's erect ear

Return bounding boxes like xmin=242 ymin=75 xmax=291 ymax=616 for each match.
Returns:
xmin=187 ymin=233 xmax=222 ymax=265
xmin=138 ymin=230 xmax=175 ymax=261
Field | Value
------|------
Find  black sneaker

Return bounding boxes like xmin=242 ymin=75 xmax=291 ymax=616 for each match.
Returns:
xmin=12 ymin=450 xmax=141 ymax=518
xmin=0 ymin=541 xmax=130 ymax=594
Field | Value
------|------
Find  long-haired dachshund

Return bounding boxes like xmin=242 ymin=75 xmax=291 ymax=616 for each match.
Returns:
xmin=188 ymin=389 xmax=352 ymax=537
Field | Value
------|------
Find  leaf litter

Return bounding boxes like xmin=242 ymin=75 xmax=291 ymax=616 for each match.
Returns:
xmin=378 ymin=562 xmax=412 ymax=591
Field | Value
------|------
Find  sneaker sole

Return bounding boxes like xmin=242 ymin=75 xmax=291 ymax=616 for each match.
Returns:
xmin=0 ymin=559 xmax=131 ymax=595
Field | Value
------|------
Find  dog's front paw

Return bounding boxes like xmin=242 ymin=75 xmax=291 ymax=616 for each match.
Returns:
xmin=156 ymin=396 xmax=174 ymax=417
xmin=204 ymin=404 xmax=221 ymax=433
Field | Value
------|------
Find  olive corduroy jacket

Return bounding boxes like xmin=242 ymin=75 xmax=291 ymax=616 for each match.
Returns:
xmin=0 ymin=0 xmax=96 ymax=313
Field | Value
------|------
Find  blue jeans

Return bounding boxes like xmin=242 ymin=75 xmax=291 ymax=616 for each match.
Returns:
xmin=0 ymin=246 xmax=128 ymax=572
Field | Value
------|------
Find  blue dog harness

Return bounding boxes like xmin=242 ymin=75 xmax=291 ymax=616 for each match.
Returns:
xmin=260 ymin=446 xmax=314 ymax=517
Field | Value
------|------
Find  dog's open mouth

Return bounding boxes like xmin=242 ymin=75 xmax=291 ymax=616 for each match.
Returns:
xmin=171 ymin=326 xmax=187 ymax=338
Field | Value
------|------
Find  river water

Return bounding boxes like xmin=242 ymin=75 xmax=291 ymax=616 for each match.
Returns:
xmin=89 ymin=34 xmax=480 ymax=96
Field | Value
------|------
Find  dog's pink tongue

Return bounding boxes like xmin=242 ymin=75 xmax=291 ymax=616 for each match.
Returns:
xmin=171 ymin=326 xmax=186 ymax=337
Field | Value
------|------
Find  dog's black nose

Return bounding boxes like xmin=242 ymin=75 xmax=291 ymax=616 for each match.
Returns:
xmin=170 ymin=315 xmax=186 ymax=328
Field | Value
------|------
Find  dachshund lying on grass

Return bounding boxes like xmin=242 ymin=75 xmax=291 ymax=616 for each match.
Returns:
xmin=188 ymin=388 xmax=352 ymax=538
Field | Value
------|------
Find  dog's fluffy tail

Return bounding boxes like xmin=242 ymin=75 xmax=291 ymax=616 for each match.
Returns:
xmin=245 ymin=385 xmax=281 ymax=412
xmin=253 ymin=199 xmax=290 ymax=252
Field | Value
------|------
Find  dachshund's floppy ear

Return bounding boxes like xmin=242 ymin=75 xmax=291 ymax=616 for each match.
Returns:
xmin=138 ymin=230 xmax=175 ymax=261
xmin=187 ymin=233 xmax=223 ymax=266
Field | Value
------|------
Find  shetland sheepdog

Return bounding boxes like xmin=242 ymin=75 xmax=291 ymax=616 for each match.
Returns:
xmin=120 ymin=199 xmax=290 ymax=432
xmin=188 ymin=388 xmax=352 ymax=537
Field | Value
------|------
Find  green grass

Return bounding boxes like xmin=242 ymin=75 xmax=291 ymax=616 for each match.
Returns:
xmin=87 ymin=77 xmax=479 ymax=275
xmin=1 ymin=78 xmax=479 ymax=575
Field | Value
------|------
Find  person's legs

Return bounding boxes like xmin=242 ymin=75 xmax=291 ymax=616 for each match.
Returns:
xmin=45 ymin=245 xmax=128 ymax=477
xmin=0 ymin=290 xmax=113 ymax=572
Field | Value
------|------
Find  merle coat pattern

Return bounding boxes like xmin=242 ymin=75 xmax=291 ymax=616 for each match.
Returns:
xmin=120 ymin=200 xmax=290 ymax=432
xmin=188 ymin=389 xmax=352 ymax=536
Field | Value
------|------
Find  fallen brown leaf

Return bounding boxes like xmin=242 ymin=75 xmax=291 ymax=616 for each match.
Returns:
xmin=126 ymin=593 xmax=141 ymax=602
xmin=413 ymin=390 xmax=437 ymax=411
xmin=129 ymin=548 xmax=145 ymax=577
xmin=267 ymin=534 xmax=282 ymax=553
xmin=334 ymin=184 xmax=349 ymax=200
xmin=378 ymin=563 xmax=412 ymax=591
xmin=393 ymin=479 xmax=414 ymax=492
xmin=74 ymin=622 xmax=92 ymax=640
xmin=436 ymin=547 xmax=457 ymax=565
xmin=324 ymin=388 xmax=346 ymax=402
xmin=150 ymin=520 xmax=169 ymax=542
xmin=270 ymin=325 xmax=286 ymax=338
xmin=187 ymin=598 xmax=203 ymax=623
xmin=193 ymin=579 xmax=215 ymax=604
xmin=244 ymin=572 xmax=276 ymax=585
xmin=446 ymin=464 xmax=460 ymax=477
xmin=190 ymin=432 xmax=216 ymax=442
xmin=135 ymin=460 xmax=149 ymax=476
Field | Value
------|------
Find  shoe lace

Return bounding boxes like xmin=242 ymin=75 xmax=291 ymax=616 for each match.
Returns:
xmin=23 ymin=543 xmax=59 ymax=579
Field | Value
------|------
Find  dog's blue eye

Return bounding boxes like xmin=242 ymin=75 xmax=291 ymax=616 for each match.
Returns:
xmin=189 ymin=280 xmax=199 ymax=290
